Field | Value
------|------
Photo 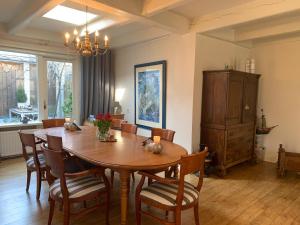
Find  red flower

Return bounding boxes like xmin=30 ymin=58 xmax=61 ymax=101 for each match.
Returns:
xmin=96 ymin=113 xmax=103 ymax=120
xmin=104 ymin=113 xmax=112 ymax=121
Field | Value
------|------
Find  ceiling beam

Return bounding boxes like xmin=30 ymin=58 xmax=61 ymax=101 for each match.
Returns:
xmin=142 ymin=0 xmax=192 ymax=16
xmin=191 ymin=0 xmax=300 ymax=33
xmin=7 ymin=0 xmax=66 ymax=34
xmin=70 ymin=0 xmax=190 ymax=34
xmin=235 ymin=14 xmax=300 ymax=41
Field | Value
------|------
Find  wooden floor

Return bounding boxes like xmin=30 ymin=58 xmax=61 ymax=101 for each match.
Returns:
xmin=1 ymin=158 xmax=300 ymax=225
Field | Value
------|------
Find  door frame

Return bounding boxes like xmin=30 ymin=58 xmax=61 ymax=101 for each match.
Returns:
xmin=38 ymin=56 xmax=80 ymax=122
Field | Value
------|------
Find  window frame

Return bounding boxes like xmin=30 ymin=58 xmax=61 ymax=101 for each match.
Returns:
xmin=0 ymin=48 xmax=80 ymax=127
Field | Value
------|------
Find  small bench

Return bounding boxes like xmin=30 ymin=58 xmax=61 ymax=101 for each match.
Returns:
xmin=277 ymin=144 xmax=300 ymax=177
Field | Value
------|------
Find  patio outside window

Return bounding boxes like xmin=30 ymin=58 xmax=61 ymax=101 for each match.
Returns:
xmin=0 ymin=51 xmax=38 ymax=125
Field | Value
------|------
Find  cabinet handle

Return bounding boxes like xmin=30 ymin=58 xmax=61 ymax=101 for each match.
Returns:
xmin=245 ymin=105 xmax=250 ymax=110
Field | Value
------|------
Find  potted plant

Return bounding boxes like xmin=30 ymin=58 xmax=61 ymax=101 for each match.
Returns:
xmin=94 ymin=113 xmax=112 ymax=141
xmin=16 ymin=85 xmax=27 ymax=108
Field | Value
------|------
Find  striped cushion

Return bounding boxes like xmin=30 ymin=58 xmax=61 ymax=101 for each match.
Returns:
xmin=140 ymin=181 xmax=199 ymax=206
xmin=26 ymin=154 xmax=46 ymax=168
xmin=50 ymin=176 xmax=105 ymax=199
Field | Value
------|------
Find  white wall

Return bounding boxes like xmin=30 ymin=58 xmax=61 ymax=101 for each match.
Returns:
xmin=114 ymin=33 xmax=196 ymax=151
xmin=192 ymin=35 xmax=251 ymax=151
xmin=253 ymin=38 xmax=300 ymax=162
xmin=114 ymin=33 xmax=251 ymax=153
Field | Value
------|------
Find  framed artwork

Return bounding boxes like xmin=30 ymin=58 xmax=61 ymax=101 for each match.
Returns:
xmin=134 ymin=60 xmax=166 ymax=129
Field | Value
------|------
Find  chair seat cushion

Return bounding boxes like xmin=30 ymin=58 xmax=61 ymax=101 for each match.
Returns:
xmin=26 ymin=153 xmax=46 ymax=168
xmin=50 ymin=176 xmax=105 ymax=200
xmin=140 ymin=181 xmax=199 ymax=206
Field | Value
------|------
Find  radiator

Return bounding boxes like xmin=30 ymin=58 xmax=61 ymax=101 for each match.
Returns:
xmin=0 ymin=129 xmax=36 ymax=157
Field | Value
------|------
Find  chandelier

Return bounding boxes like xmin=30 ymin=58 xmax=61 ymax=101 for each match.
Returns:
xmin=63 ymin=6 xmax=109 ymax=57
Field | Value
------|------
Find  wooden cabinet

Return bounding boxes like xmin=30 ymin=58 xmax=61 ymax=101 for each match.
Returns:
xmin=201 ymin=70 xmax=260 ymax=175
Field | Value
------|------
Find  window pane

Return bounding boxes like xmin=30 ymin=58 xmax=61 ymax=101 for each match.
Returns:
xmin=47 ymin=61 xmax=72 ymax=118
xmin=0 ymin=51 xmax=38 ymax=125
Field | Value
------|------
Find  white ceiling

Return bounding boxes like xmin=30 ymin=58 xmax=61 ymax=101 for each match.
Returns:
xmin=172 ymin=0 xmax=256 ymax=19
xmin=0 ymin=0 xmax=300 ymax=48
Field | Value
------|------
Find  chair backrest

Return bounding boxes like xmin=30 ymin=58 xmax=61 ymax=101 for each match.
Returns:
xmin=111 ymin=119 xmax=127 ymax=130
xmin=41 ymin=136 xmax=65 ymax=179
xmin=151 ymin=128 xmax=175 ymax=142
xmin=176 ymin=148 xmax=208 ymax=205
xmin=41 ymin=140 xmax=68 ymax=198
xmin=42 ymin=118 xmax=66 ymax=128
xmin=18 ymin=131 xmax=38 ymax=164
xmin=121 ymin=123 xmax=137 ymax=134
xmin=47 ymin=134 xmax=63 ymax=151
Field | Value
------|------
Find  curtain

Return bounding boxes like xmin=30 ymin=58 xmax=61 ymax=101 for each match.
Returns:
xmin=80 ymin=50 xmax=114 ymax=124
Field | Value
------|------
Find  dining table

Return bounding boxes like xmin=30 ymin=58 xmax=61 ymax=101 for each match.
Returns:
xmin=34 ymin=126 xmax=188 ymax=225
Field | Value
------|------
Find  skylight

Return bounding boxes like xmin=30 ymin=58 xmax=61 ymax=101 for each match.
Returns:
xmin=43 ymin=5 xmax=97 ymax=26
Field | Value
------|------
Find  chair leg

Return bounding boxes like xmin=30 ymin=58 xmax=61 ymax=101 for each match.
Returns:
xmin=63 ymin=201 xmax=70 ymax=225
xmin=165 ymin=210 xmax=169 ymax=218
xmin=194 ymin=203 xmax=200 ymax=225
xmin=135 ymin=198 xmax=141 ymax=225
xmin=36 ymin=170 xmax=42 ymax=200
xmin=110 ymin=170 xmax=114 ymax=188
xmin=26 ymin=170 xmax=31 ymax=192
xmin=48 ymin=198 xmax=55 ymax=225
xmin=175 ymin=209 xmax=181 ymax=225
xmin=59 ymin=202 xmax=63 ymax=211
xmin=105 ymin=192 xmax=110 ymax=225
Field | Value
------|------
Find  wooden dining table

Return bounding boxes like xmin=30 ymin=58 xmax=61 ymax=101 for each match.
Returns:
xmin=34 ymin=126 xmax=187 ymax=225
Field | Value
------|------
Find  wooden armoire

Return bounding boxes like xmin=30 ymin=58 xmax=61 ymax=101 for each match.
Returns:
xmin=201 ymin=70 xmax=260 ymax=176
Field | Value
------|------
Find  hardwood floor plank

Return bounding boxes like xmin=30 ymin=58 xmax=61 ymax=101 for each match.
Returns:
xmin=1 ymin=158 xmax=300 ymax=225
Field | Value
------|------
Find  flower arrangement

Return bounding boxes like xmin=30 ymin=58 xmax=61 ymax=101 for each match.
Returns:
xmin=94 ymin=113 xmax=112 ymax=140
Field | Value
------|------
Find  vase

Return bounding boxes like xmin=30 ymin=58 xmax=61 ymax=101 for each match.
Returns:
xmin=96 ymin=127 xmax=110 ymax=141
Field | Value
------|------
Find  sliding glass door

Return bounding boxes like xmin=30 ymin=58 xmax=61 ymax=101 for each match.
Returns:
xmin=46 ymin=60 xmax=73 ymax=118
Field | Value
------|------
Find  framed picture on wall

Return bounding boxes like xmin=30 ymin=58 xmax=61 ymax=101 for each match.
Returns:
xmin=134 ymin=60 xmax=166 ymax=129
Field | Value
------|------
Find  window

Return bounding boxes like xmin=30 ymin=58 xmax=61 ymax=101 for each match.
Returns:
xmin=0 ymin=51 xmax=38 ymax=125
xmin=47 ymin=61 xmax=73 ymax=118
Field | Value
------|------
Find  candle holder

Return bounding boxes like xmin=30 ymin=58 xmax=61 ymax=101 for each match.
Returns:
xmin=152 ymin=143 xmax=163 ymax=154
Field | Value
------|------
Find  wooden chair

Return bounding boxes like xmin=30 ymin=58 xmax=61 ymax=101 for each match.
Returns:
xmin=110 ymin=119 xmax=127 ymax=130
xmin=121 ymin=123 xmax=137 ymax=134
xmin=47 ymin=135 xmax=93 ymax=173
xmin=151 ymin=128 xmax=175 ymax=142
xmin=42 ymin=118 xmax=66 ymax=128
xmin=136 ymin=148 xmax=208 ymax=225
xmin=110 ymin=123 xmax=137 ymax=188
xmin=150 ymin=128 xmax=177 ymax=178
xmin=42 ymin=135 xmax=110 ymax=225
xmin=18 ymin=131 xmax=47 ymax=200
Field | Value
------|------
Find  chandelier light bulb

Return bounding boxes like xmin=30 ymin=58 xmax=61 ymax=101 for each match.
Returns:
xmin=104 ymin=35 xmax=108 ymax=47
xmin=73 ymin=29 xmax=78 ymax=36
xmin=65 ymin=32 xmax=70 ymax=40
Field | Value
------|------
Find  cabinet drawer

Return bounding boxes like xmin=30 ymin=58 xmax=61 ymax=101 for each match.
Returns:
xmin=225 ymin=134 xmax=254 ymax=164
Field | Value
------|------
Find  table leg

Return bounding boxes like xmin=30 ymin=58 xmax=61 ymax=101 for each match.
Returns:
xmin=119 ymin=170 xmax=129 ymax=225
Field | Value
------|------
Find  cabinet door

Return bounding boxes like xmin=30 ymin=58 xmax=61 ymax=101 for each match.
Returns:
xmin=202 ymin=72 xmax=227 ymax=126
xmin=226 ymin=74 xmax=244 ymax=125
xmin=242 ymin=75 xmax=259 ymax=123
